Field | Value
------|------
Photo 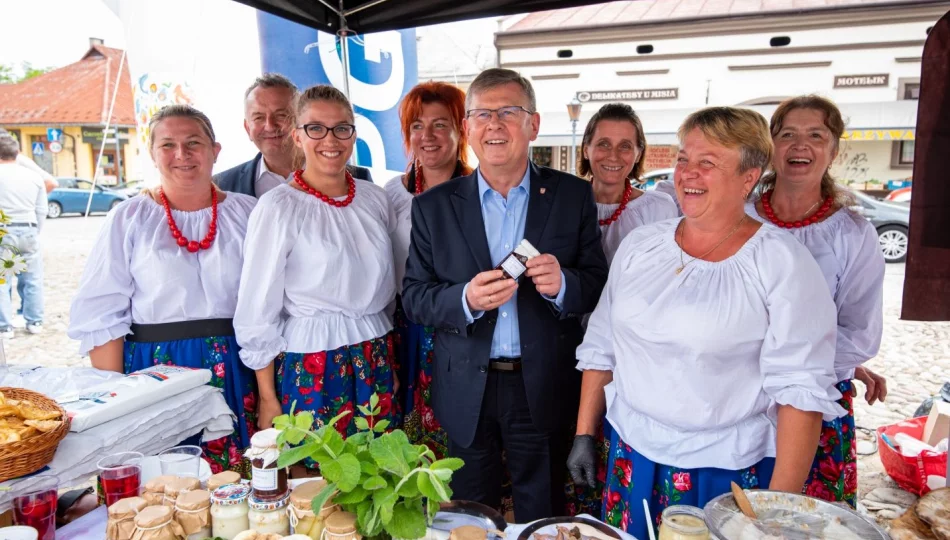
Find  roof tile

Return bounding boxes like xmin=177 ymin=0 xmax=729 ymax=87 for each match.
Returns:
xmin=0 ymin=45 xmax=134 ymax=127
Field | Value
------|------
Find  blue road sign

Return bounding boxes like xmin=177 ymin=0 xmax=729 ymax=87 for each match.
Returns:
xmin=46 ymin=128 xmax=62 ymax=143
xmin=31 ymin=142 xmax=44 ymax=156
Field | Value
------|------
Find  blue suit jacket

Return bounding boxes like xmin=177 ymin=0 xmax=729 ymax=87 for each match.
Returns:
xmin=402 ymin=163 xmax=608 ymax=446
xmin=213 ymin=153 xmax=374 ymax=197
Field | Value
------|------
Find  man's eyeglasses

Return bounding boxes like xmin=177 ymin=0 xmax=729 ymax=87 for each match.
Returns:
xmin=297 ymin=123 xmax=356 ymax=140
xmin=465 ymin=106 xmax=533 ymax=125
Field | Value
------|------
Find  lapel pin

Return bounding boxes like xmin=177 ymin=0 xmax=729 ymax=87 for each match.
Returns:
xmin=539 ymin=187 xmax=546 ymax=195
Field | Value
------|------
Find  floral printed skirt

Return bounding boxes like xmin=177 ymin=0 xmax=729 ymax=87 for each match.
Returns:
xmin=393 ymin=299 xmax=447 ymax=459
xmin=803 ymin=380 xmax=857 ymax=507
xmin=124 ymin=335 xmax=258 ymax=475
xmin=603 ymin=425 xmax=775 ymax=539
xmin=276 ymin=332 xmax=398 ymax=468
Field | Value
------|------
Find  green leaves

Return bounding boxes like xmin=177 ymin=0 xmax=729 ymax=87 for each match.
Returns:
xmin=370 ymin=431 xmax=412 ymax=477
xmin=389 ymin=500 xmax=428 ymax=539
xmin=274 ymin=393 xmax=464 ymax=539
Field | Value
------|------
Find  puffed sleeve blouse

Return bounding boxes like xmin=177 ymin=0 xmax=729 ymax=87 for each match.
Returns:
xmin=384 ymin=175 xmax=413 ymax=295
xmin=576 ymin=218 xmax=845 ymax=470
xmin=597 ymin=190 xmax=679 ymax=264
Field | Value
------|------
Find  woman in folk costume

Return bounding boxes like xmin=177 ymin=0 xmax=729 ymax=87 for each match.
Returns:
xmin=747 ymin=95 xmax=886 ymax=507
xmin=567 ymin=107 xmax=845 ymax=537
xmin=235 ymin=85 xmax=398 ymax=463
xmin=581 ymin=103 xmax=678 ymax=264
xmin=69 ymin=104 xmax=258 ymax=473
xmin=385 ymin=81 xmax=473 ymax=459
xmin=563 ymin=103 xmax=681 ymax=518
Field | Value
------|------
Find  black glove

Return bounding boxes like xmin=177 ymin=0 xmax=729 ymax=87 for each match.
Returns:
xmin=567 ymin=434 xmax=597 ymax=488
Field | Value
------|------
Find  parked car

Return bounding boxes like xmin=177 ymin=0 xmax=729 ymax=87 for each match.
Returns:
xmin=48 ymin=177 xmax=128 ymax=218
xmin=850 ymin=190 xmax=910 ymax=263
xmin=109 ymin=181 xmax=146 ymax=198
xmin=885 ymin=187 xmax=912 ymax=203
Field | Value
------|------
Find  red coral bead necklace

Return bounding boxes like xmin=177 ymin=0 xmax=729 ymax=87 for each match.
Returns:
xmin=294 ymin=169 xmax=356 ymax=207
xmin=761 ymin=189 xmax=833 ymax=228
xmin=161 ymin=185 xmax=217 ymax=253
xmin=599 ymin=181 xmax=633 ymax=227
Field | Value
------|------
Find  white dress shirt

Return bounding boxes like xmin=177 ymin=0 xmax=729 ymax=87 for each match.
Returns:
xmin=255 ymin=157 xmax=288 ymax=197
xmin=577 ymin=219 xmax=845 ymax=470
xmin=746 ymin=203 xmax=885 ymax=382
xmin=67 ymin=193 xmax=257 ymax=354
xmin=234 ymin=182 xmax=398 ymax=369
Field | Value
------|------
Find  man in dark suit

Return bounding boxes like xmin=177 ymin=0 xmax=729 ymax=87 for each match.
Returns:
xmin=214 ymin=73 xmax=372 ymax=197
xmin=402 ymin=68 xmax=608 ymax=522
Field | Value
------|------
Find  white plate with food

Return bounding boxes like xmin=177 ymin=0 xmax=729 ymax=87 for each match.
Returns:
xmin=516 ymin=516 xmax=622 ymax=540
xmin=704 ymin=489 xmax=888 ymax=539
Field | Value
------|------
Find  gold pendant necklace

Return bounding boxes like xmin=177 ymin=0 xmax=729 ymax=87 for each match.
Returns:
xmin=676 ymin=216 xmax=747 ymax=275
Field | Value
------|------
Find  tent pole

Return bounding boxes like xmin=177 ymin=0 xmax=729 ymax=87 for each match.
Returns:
xmin=344 ymin=0 xmax=393 ymax=17
xmin=338 ymin=0 xmax=359 ymax=166
xmin=85 ymin=49 xmax=126 ymax=219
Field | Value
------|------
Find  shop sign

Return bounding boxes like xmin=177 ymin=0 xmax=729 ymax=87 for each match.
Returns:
xmin=576 ymin=88 xmax=678 ymax=102
xmin=842 ymin=129 xmax=915 ymax=141
xmin=643 ymin=145 xmax=678 ymax=171
xmin=833 ymin=74 xmax=889 ymax=88
xmin=81 ymin=127 xmax=130 ymax=145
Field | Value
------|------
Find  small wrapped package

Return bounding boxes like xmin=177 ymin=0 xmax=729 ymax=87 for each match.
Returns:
xmin=131 ymin=505 xmax=186 ymax=540
xmin=106 ymin=496 xmax=148 ymax=540
xmin=174 ymin=489 xmax=212 ymax=540
xmin=207 ymin=470 xmax=242 ymax=492
xmin=164 ymin=477 xmax=200 ymax=506
xmin=142 ymin=476 xmax=177 ymax=507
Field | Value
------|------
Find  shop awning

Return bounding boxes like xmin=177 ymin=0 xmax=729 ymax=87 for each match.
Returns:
xmin=532 ymin=100 xmax=920 ymax=147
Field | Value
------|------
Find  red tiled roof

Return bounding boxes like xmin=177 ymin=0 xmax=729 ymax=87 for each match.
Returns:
xmin=505 ymin=0 xmax=942 ymax=32
xmin=0 ymin=45 xmax=134 ymax=127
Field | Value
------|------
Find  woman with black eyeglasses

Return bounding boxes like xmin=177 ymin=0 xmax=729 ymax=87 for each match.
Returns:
xmin=235 ymin=85 xmax=399 ymax=460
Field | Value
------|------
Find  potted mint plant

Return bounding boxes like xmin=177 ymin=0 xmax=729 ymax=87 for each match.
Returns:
xmin=274 ymin=394 xmax=463 ymax=539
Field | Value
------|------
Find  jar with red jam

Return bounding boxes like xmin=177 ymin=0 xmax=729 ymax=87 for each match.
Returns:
xmin=244 ymin=428 xmax=287 ymax=501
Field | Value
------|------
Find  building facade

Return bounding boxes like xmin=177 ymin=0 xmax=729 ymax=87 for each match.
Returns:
xmin=0 ymin=40 xmax=138 ymax=185
xmin=496 ymin=0 xmax=946 ymax=192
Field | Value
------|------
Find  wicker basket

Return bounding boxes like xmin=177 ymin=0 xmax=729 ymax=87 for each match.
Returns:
xmin=0 ymin=387 xmax=70 ymax=482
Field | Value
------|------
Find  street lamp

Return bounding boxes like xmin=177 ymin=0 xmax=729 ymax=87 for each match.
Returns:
xmin=567 ymin=98 xmax=583 ymax=175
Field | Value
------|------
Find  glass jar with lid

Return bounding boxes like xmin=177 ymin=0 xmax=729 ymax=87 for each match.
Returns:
xmin=210 ymin=484 xmax=251 ymax=540
xmin=324 ymin=511 xmax=361 ymax=540
xmin=659 ymin=505 xmax=710 ymax=540
xmin=163 ymin=476 xmax=200 ymax=507
xmin=207 ymin=470 xmax=242 ymax=492
xmin=248 ymin=492 xmax=291 ymax=536
xmin=245 ymin=428 xmax=288 ymax=501
xmin=289 ymin=479 xmax=339 ymax=539
xmin=174 ymin=489 xmax=212 ymax=540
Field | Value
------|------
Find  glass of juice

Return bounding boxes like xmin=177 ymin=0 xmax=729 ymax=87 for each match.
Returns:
xmin=12 ymin=474 xmax=59 ymax=540
xmin=97 ymin=451 xmax=144 ymax=506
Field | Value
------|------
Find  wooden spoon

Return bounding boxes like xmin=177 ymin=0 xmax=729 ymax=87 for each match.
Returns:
xmin=731 ymin=481 xmax=757 ymax=519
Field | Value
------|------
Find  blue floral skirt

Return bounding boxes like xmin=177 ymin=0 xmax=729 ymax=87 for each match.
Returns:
xmin=276 ymin=332 xmax=398 ymax=468
xmin=124 ymin=336 xmax=258 ymax=475
xmin=393 ymin=299 xmax=447 ymax=459
xmin=602 ymin=426 xmax=775 ymax=539
xmin=803 ymin=380 xmax=857 ymax=507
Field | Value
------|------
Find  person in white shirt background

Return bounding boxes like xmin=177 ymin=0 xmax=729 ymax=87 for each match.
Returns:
xmin=567 ymin=107 xmax=845 ymax=538
xmin=0 ymin=134 xmax=48 ymax=338
xmin=0 ymin=128 xmax=57 ymax=194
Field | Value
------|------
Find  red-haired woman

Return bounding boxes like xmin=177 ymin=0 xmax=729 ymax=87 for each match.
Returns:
xmin=386 ymin=81 xmax=473 ymax=458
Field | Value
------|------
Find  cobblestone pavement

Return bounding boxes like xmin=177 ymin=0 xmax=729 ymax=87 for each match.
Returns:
xmin=3 ymin=215 xmax=948 ymax=526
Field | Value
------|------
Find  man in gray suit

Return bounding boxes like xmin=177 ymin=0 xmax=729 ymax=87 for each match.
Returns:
xmin=215 ymin=73 xmax=371 ymax=197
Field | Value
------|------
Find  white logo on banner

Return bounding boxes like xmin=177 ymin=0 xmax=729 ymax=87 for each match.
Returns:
xmin=315 ymin=31 xmax=405 ymax=112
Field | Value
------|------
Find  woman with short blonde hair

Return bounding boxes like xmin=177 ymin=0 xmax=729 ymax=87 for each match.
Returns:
xmin=568 ymin=107 xmax=844 ymax=536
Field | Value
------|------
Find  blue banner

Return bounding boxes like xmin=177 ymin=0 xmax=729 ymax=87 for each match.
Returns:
xmin=257 ymin=13 xmax=417 ymax=172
